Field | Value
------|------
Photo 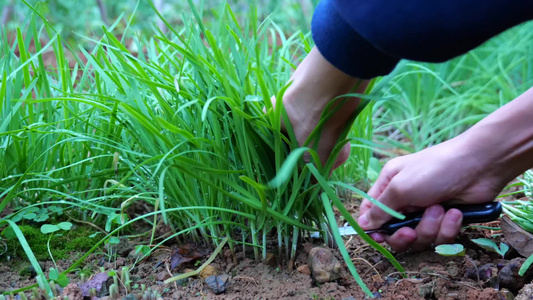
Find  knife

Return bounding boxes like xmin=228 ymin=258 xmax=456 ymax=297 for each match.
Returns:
xmin=310 ymin=201 xmax=502 ymax=238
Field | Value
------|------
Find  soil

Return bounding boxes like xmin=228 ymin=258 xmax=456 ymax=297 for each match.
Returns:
xmin=1 ymin=196 xmax=532 ymax=299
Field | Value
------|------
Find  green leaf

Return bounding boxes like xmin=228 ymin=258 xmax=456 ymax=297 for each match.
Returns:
xmin=471 ymin=238 xmax=504 ymax=256
xmin=1 ymin=227 xmax=16 ymax=239
xmin=135 ymin=245 xmax=150 ymax=256
xmin=105 ymin=213 xmax=117 ymax=232
xmin=49 ymin=268 xmax=59 ymax=281
xmin=57 ymin=222 xmax=73 ymax=231
xmin=267 ymin=147 xmax=308 ymax=188
xmin=435 ymin=244 xmax=465 ymax=257
xmin=519 ymin=252 xmax=533 ymax=276
xmin=40 ymin=224 xmax=60 ymax=234
xmin=89 ymin=232 xmax=101 ymax=238
xmin=108 ymin=236 xmax=120 ymax=245
xmin=48 ymin=206 xmax=63 ymax=214
xmin=321 ymin=193 xmax=373 ymax=297
xmin=34 ymin=214 xmax=49 ymax=222
xmin=499 ymin=243 xmax=510 ymax=258
xmin=56 ymin=273 xmax=70 ymax=288
xmin=23 ymin=213 xmax=37 ymax=220
xmin=11 ymin=214 xmax=23 ymax=223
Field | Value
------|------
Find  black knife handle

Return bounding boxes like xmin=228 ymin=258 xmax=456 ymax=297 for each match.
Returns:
xmin=378 ymin=202 xmax=502 ymax=235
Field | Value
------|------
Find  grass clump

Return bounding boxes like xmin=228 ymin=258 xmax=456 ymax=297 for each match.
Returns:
xmin=0 ymin=1 xmax=393 ymax=296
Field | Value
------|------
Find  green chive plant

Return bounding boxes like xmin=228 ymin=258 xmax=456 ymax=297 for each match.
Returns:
xmin=502 ymin=170 xmax=533 ymax=276
xmin=502 ymin=171 xmax=533 ymax=233
xmin=1 ymin=1 xmax=402 ymax=297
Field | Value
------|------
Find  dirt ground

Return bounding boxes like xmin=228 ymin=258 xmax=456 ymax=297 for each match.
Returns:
xmin=1 ymin=196 xmax=533 ymax=300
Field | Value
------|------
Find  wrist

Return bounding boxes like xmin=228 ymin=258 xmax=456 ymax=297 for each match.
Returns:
xmin=454 ymin=89 xmax=533 ymax=184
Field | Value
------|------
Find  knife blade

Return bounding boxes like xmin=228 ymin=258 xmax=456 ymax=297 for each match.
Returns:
xmin=310 ymin=201 xmax=502 ymax=238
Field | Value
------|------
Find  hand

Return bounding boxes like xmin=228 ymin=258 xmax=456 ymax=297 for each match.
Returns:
xmin=357 ymin=138 xmax=504 ymax=251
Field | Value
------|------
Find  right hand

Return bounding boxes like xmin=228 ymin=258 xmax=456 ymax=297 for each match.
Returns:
xmin=358 ymin=138 xmax=504 ymax=251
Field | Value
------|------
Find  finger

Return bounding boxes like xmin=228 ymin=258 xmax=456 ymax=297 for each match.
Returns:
xmin=434 ymin=209 xmax=463 ymax=245
xmin=367 ymin=164 xmax=398 ymax=199
xmin=359 ymin=179 xmax=404 ymax=230
xmin=359 ymin=199 xmax=372 ymax=216
xmin=332 ymin=143 xmax=350 ymax=170
xmin=369 ymin=232 xmax=386 ymax=243
xmin=385 ymin=227 xmax=417 ymax=252
xmin=412 ymin=205 xmax=445 ymax=250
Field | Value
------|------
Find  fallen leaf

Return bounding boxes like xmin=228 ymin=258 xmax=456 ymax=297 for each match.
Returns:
xmin=170 ymin=243 xmax=210 ymax=270
xmin=501 ymin=216 xmax=533 ymax=258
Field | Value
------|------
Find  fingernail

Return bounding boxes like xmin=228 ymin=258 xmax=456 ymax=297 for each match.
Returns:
xmin=427 ymin=206 xmax=442 ymax=219
xmin=358 ymin=214 xmax=369 ymax=228
xmin=449 ymin=209 xmax=463 ymax=224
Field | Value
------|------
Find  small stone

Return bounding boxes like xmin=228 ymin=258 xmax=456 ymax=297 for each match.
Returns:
xmin=499 ymin=258 xmax=529 ymax=292
xmin=264 ymin=253 xmax=277 ymax=267
xmin=296 ymin=264 xmax=311 ymax=275
xmin=498 ymin=288 xmax=515 ymax=300
xmin=199 ymin=265 xmax=218 ymax=279
xmin=205 ymin=274 xmax=230 ymax=294
xmin=308 ymin=247 xmax=341 ymax=283
xmin=516 ymin=283 xmax=533 ymax=300
xmin=62 ymin=283 xmax=83 ymax=300
xmin=19 ymin=266 xmax=38 ymax=278
xmin=156 ymin=271 xmax=171 ymax=281
xmin=122 ymin=294 xmax=138 ymax=300
xmin=383 ymin=276 xmax=397 ymax=285
xmin=79 ymin=272 xmax=112 ymax=297
xmin=342 ymin=296 xmax=356 ymax=300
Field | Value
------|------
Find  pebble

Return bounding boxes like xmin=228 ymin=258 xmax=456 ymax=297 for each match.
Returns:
xmin=342 ymin=296 xmax=356 ymax=300
xmin=79 ymin=272 xmax=112 ymax=297
xmin=205 ymin=274 xmax=230 ymax=294
xmin=498 ymin=289 xmax=515 ymax=300
xmin=155 ymin=271 xmax=171 ymax=281
xmin=199 ymin=265 xmax=219 ymax=279
xmin=296 ymin=264 xmax=311 ymax=275
xmin=516 ymin=283 xmax=533 ymax=300
xmin=122 ymin=294 xmax=138 ymax=300
xmin=499 ymin=258 xmax=528 ymax=291
xmin=308 ymin=247 xmax=341 ymax=283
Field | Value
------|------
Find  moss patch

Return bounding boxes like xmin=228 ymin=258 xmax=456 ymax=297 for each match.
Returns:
xmin=5 ymin=224 xmax=100 ymax=261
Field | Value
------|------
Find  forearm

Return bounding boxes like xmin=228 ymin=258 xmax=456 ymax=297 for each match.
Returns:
xmin=458 ymin=87 xmax=533 ymax=183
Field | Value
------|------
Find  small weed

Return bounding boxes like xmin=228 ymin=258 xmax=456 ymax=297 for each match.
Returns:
xmin=471 ymin=238 xmax=509 ymax=259
xmin=435 ymin=244 xmax=465 ymax=256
